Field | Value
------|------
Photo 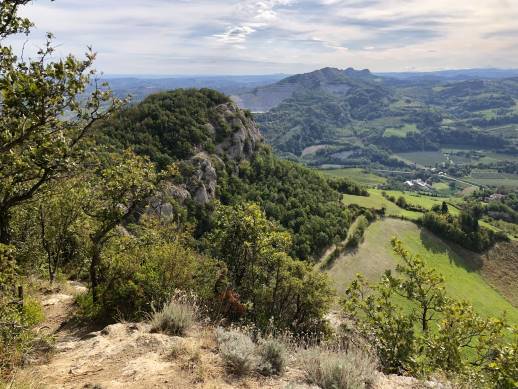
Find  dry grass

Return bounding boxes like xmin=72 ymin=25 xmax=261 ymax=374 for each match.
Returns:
xmin=480 ymin=241 xmax=518 ymax=307
xmin=256 ymin=337 xmax=288 ymax=376
xmin=216 ymin=327 xmax=258 ymax=376
xmin=299 ymin=346 xmax=377 ymax=389
xmin=150 ymin=292 xmax=198 ymax=336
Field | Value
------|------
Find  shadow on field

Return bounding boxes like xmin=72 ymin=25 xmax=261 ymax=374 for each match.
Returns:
xmin=320 ymin=245 xmax=360 ymax=271
xmin=419 ymin=228 xmax=483 ymax=272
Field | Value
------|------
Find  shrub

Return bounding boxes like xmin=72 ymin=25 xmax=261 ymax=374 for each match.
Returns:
xmin=150 ymin=294 xmax=197 ymax=336
xmin=257 ymin=337 xmax=288 ymax=376
xmin=216 ymin=327 xmax=257 ymax=376
xmin=85 ymin=218 xmax=222 ymax=321
xmin=300 ymin=347 xmax=377 ymax=389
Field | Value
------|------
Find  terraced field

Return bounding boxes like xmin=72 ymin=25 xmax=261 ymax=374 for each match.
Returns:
xmin=464 ymin=169 xmax=518 ymax=188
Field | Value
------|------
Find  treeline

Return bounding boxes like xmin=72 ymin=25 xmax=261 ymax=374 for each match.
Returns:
xmin=421 ymin=206 xmax=508 ymax=252
xmin=381 ymin=192 xmax=428 ymax=213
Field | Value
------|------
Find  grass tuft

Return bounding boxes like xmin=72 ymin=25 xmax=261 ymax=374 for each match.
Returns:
xmin=300 ymin=347 xmax=377 ymax=389
xmin=216 ymin=327 xmax=257 ymax=376
xmin=150 ymin=292 xmax=198 ymax=336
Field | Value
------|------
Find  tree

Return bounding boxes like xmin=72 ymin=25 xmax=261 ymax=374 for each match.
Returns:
xmin=207 ymin=202 xmax=333 ymax=331
xmin=33 ymin=178 xmax=88 ymax=283
xmin=343 ymin=274 xmax=417 ymax=373
xmin=0 ymin=0 xmax=119 ymax=244
xmin=388 ymin=238 xmax=447 ymax=331
xmin=342 ymin=238 xmax=516 ymax=382
xmin=396 ymin=196 xmax=407 ymax=209
xmin=83 ymin=150 xmax=158 ymax=303
xmin=441 ymin=201 xmax=449 ymax=214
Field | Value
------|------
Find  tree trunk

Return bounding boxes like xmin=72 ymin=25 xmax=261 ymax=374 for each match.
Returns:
xmin=0 ymin=208 xmax=11 ymax=245
xmin=90 ymin=244 xmax=101 ymax=303
xmin=421 ymin=306 xmax=428 ymax=332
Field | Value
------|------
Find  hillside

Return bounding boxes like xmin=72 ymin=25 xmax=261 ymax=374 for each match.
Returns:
xmin=234 ymin=68 xmax=518 ymax=172
xmin=11 ymin=283 xmax=438 ymax=389
xmin=98 ymin=88 xmax=362 ymax=260
xmin=326 ymin=218 xmax=518 ymax=323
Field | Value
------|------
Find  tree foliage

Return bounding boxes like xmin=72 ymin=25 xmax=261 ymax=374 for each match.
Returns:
xmin=343 ymin=238 xmax=517 ymax=385
xmin=0 ymin=0 xmax=119 ymax=244
xmin=208 ymin=202 xmax=333 ymax=332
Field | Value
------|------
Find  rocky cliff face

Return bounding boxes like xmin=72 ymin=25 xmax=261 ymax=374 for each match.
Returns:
xmin=149 ymin=100 xmax=263 ymax=219
xmin=214 ymin=103 xmax=262 ymax=161
xmin=186 ymin=102 xmax=261 ymax=205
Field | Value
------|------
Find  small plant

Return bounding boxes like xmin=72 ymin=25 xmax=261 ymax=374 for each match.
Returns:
xmin=257 ymin=337 xmax=288 ymax=376
xmin=216 ymin=327 xmax=257 ymax=376
xmin=150 ymin=292 xmax=197 ymax=336
xmin=300 ymin=347 xmax=376 ymax=389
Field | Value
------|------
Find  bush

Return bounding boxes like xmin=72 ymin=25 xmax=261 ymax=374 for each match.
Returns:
xmin=300 ymin=347 xmax=377 ymax=389
xmin=216 ymin=327 xmax=257 ymax=376
xmin=150 ymin=294 xmax=197 ymax=336
xmin=83 ymin=218 xmax=222 ymax=321
xmin=257 ymin=337 xmax=288 ymax=376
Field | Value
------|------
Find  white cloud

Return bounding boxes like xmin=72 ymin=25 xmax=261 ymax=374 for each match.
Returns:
xmin=6 ymin=0 xmax=518 ymax=74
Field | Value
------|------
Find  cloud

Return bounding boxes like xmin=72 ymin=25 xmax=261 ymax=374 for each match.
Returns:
xmin=7 ymin=0 xmax=518 ymax=74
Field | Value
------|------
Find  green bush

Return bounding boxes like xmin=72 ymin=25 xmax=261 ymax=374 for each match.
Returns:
xmin=216 ymin=327 xmax=257 ymax=376
xmin=300 ymin=347 xmax=377 ymax=389
xmin=80 ymin=218 xmax=222 ymax=321
xmin=257 ymin=337 xmax=288 ymax=376
xmin=150 ymin=295 xmax=197 ymax=336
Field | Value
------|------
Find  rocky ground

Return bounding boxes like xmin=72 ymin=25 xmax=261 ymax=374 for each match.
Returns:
xmin=9 ymin=284 xmax=448 ymax=389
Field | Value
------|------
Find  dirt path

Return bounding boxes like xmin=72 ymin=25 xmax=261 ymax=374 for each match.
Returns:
xmin=10 ymin=281 xmax=444 ymax=389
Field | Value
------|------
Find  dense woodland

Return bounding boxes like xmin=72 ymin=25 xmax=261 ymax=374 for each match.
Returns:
xmin=1 ymin=2 xmax=517 ymax=388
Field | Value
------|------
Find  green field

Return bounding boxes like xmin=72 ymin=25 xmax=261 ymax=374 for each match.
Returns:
xmin=343 ymin=190 xmax=422 ymax=220
xmin=432 ymin=182 xmax=451 ymax=195
xmin=383 ymin=124 xmax=419 ymax=138
xmin=381 ymin=190 xmax=460 ymax=215
xmin=343 ymin=189 xmax=459 ymax=218
xmin=464 ymin=169 xmax=518 ymax=188
xmin=319 ymin=168 xmax=387 ymax=187
xmin=395 ymin=151 xmax=447 ymax=167
xmin=326 ymin=219 xmax=518 ymax=322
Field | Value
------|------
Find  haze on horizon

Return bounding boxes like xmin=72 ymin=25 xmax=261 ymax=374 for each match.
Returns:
xmin=15 ymin=0 xmax=518 ymax=75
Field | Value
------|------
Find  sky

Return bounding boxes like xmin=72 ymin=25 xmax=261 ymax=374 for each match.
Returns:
xmin=13 ymin=0 xmax=518 ymax=75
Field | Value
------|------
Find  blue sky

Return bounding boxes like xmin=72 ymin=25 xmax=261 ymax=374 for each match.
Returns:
xmin=15 ymin=0 xmax=518 ymax=75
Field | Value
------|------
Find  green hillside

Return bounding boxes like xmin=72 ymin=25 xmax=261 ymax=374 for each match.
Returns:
xmin=326 ymin=218 xmax=518 ymax=323
xmin=243 ymin=68 xmax=518 ymax=171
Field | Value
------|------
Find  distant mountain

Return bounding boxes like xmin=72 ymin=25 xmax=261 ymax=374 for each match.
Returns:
xmin=233 ymin=67 xmax=518 ymax=164
xmin=100 ymin=74 xmax=289 ymax=103
xmin=378 ymin=68 xmax=518 ymax=81
xmin=232 ymin=67 xmax=386 ymax=112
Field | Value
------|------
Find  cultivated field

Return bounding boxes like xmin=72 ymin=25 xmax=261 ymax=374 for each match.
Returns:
xmin=319 ymin=168 xmax=387 ymax=187
xmin=342 ymin=189 xmax=459 ymax=218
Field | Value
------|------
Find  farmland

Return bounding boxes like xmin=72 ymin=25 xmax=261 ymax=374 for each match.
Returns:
xmin=342 ymin=189 xmax=459 ymax=219
xmin=318 ymin=168 xmax=387 ymax=187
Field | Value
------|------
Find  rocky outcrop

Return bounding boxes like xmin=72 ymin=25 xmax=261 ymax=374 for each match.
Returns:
xmin=151 ymin=101 xmax=262 ymax=208
xmin=189 ymin=153 xmax=218 ymax=204
xmin=214 ymin=103 xmax=262 ymax=161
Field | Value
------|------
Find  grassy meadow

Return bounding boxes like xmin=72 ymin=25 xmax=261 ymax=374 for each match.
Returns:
xmin=342 ymin=189 xmax=459 ymax=219
xmin=326 ymin=219 xmax=518 ymax=323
